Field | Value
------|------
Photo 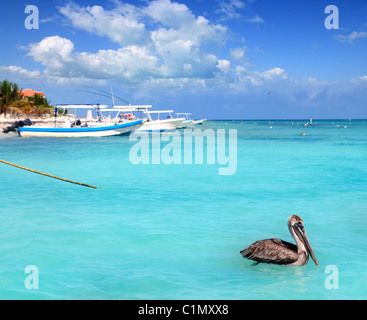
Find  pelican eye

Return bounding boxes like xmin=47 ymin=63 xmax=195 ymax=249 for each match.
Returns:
xmin=294 ymin=222 xmax=304 ymax=230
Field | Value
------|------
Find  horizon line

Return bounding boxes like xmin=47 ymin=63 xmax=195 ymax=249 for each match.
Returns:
xmin=206 ymin=118 xmax=366 ymax=121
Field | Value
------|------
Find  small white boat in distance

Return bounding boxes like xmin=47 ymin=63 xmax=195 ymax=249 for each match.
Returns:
xmin=192 ymin=119 xmax=207 ymax=125
xmin=135 ymin=108 xmax=185 ymax=132
xmin=17 ymin=104 xmax=143 ymax=137
xmin=176 ymin=113 xmax=193 ymax=129
xmin=176 ymin=113 xmax=206 ymax=126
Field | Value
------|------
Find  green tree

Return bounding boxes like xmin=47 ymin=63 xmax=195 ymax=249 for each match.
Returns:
xmin=29 ymin=94 xmax=52 ymax=117
xmin=0 ymin=80 xmax=52 ymax=117
xmin=0 ymin=80 xmax=22 ymax=115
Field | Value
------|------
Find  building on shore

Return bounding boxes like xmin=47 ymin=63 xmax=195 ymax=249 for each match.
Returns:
xmin=0 ymin=88 xmax=50 ymax=123
xmin=19 ymin=89 xmax=45 ymax=98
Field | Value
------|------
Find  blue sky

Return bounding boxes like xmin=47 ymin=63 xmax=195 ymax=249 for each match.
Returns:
xmin=0 ymin=0 xmax=366 ymax=119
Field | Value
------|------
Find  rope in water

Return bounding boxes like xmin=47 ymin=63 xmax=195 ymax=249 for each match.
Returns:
xmin=0 ymin=159 xmax=98 ymax=189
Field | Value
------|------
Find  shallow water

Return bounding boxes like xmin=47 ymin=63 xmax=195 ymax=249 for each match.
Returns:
xmin=0 ymin=120 xmax=366 ymax=299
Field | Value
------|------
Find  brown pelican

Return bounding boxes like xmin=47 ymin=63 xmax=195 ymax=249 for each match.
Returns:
xmin=240 ymin=215 xmax=318 ymax=266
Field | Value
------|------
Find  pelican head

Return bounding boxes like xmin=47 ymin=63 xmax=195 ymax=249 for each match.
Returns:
xmin=288 ymin=215 xmax=318 ymax=265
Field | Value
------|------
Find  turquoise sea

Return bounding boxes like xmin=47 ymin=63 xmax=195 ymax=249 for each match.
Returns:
xmin=1 ymin=120 xmax=367 ymax=300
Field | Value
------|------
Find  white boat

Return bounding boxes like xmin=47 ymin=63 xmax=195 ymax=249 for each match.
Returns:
xmin=87 ymin=106 xmax=140 ymax=127
xmin=139 ymin=110 xmax=185 ymax=132
xmin=17 ymin=104 xmax=143 ymax=137
xmin=114 ymin=107 xmax=185 ymax=132
xmin=192 ymin=119 xmax=207 ymax=125
xmin=175 ymin=113 xmax=207 ymax=127
xmin=175 ymin=113 xmax=193 ymax=129
xmin=18 ymin=121 xmax=143 ymax=137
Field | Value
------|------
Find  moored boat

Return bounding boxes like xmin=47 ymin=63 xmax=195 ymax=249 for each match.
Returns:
xmin=133 ymin=108 xmax=185 ymax=132
xmin=175 ymin=113 xmax=207 ymax=127
xmin=175 ymin=113 xmax=193 ymax=129
xmin=192 ymin=119 xmax=207 ymax=125
xmin=18 ymin=120 xmax=143 ymax=137
xmin=17 ymin=104 xmax=143 ymax=137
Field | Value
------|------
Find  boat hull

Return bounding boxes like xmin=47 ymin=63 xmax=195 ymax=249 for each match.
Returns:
xmin=176 ymin=119 xmax=193 ymax=129
xmin=137 ymin=118 xmax=185 ymax=132
xmin=192 ymin=119 xmax=207 ymax=125
xmin=18 ymin=120 xmax=143 ymax=137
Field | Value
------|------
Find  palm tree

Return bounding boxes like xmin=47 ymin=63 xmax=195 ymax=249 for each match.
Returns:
xmin=0 ymin=80 xmax=52 ymax=118
xmin=0 ymin=80 xmax=23 ymax=116
xmin=8 ymin=99 xmax=33 ymax=118
xmin=10 ymin=82 xmax=20 ymax=102
xmin=0 ymin=80 xmax=12 ymax=115
xmin=29 ymin=93 xmax=52 ymax=117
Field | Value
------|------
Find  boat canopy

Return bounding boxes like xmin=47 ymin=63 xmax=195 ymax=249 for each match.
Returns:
xmin=102 ymin=108 xmax=137 ymax=112
xmin=144 ymin=110 xmax=174 ymax=114
xmin=54 ymin=104 xmax=109 ymax=109
xmin=176 ymin=113 xmax=192 ymax=119
xmin=114 ymin=105 xmax=152 ymax=110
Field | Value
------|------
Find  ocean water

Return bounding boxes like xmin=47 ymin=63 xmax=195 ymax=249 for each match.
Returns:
xmin=0 ymin=120 xmax=367 ymax=300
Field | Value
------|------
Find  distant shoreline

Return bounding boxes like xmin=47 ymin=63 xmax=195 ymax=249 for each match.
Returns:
xmin=209 ymin=118 xmax=366 ymax=121
xmin=207 ymin=119 xmax=367 ymax=123
xmin=1 ymin=117 xmax=365 ymax=130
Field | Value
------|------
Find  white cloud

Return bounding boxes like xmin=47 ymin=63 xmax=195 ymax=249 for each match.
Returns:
xmin=20 ymin=23 xmax=287 ymax=90
xmin=144 ymin=0 xmax=195 ymax=29
xmin=351 ymin=75 xmax=367 ymax=85
xmin=0 ymin=65 xmax=40 ymax=79
xmin=28 ymin=36 xmax=76 ymax=79
xmin=230 ymin=47 xmax=246 ymax=60
xmin=335 ymin=31 xmax=367 ymax=43
xmin=216 ymin=0 xmax=246 ymax=20
xmin=29 ymin=36 xmax=74 ymax=62
xmin=25 ymin=34 xmax=224 ymax=84
xmin=40 ymin=17 xmax=56 ymax=24
xmin=59 ymin=3 xmax=147 ymax=47
xmin=233 ymin=67 xmax=288 ymax=86
xmin=27 ymin=36 xmax=161 ymax=81
xmin=217 ymin=59 xmax=231 ymax=72
xmin=4 ymin=0 xmax=367 ymax=114
xmin=59 ymin=1 xmax=227 ymax=49
xmin=259 ymin=67 xmax=288 ymax=80
xmin=23 ymin=1 xmax=229 ymax=84
xmin=253 ymin=46 xmax=264 ymax=54
xmin=5 ymin=0 xmax=344 ymax=104
xmin=246 ymin=14 xmax=264 ymax=24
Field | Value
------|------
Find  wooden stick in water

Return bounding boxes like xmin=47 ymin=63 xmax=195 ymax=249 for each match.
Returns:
xmin=0 ymin=159 xmax=98 ymax=189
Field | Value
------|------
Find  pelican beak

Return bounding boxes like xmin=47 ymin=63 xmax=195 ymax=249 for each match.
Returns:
xmin=293 ymin=222 xmax=319 ymax=266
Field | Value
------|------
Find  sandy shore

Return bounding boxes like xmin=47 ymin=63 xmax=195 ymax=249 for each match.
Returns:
xmin=0 ymin=118 xmax=54 ymax=129
xmin=0 ymin=117 xmax=87 ymax=129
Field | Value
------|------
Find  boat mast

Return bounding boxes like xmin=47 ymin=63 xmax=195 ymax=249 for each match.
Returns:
xmin=111 ymin=86 xmax=116 ymax=107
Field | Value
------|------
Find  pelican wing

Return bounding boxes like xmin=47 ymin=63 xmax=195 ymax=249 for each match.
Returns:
xmin=240 ymin=239 xmax=299 ymax=265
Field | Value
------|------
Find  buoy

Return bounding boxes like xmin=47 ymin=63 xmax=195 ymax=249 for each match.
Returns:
xmin=0 ymin=159 xmax=98 ymax=189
